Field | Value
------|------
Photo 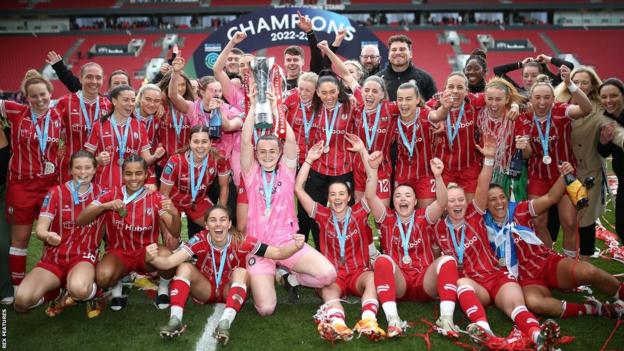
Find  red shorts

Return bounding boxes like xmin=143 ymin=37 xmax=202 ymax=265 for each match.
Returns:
xmin=335 ymin=268 xmax=369 ymax=297
xmin=519 ymin=254 xmax=563 ymax=289
xmin=179 ymin=197 xmax=214 ymax=222
xmin=473 ymin=270 xmax=517 ymax=301
xmin=106 ymin=248 xmax=149 ymax=274
xmin=399 ymin=269 xmax=432 ymax=302
xmin=36 ymin=253 xmax=97 ymax=285
xmin=192 ymin=278 xmax=226 ymax=304
xmin=527 ymin=176 xmax=558 ymax=197
xmin=354 ymin=166 xmax=391 ymax=200
xmin=6 ymin=177 xmax=58 ymax=225
xmin=443 ymin=163 xmax=480 ymax=193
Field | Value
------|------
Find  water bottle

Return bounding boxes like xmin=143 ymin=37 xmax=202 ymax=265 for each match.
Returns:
xmin=507 ymin=149 xmax=524 ymax=180
xmin=209 ymin=107 xmax=222 ymax=139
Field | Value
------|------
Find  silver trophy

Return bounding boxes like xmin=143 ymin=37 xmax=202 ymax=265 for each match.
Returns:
xmin=251 ymin=57 xmax=275 ymax=129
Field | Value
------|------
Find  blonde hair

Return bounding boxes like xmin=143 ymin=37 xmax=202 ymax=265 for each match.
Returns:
xmin=485 ymin=77 xmax=525 ymax=106
xmin=22 ymin=69 xmax=53 ymax=96
xmin=135 ymin=83 xmax=161 ymax=108
xmin=298 ymin=71 xmax=319 ymax=87
xmin=554 ymin=65 xmax=602 ymax=103
xmin=79 ymin=62 xmax=104 ymax=78
xmin=447 ymin=71 xmax=469 ymax=86
xmin=363 ymin=75 xmax=388 ymax=100
xmin=345 ymin=60 xmax=364 ymax=82
xmin=529 ymin=74 xmax=554 ymax=97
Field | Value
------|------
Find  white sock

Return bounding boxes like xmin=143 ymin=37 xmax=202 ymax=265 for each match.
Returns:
xmin=111 ymin=281 xmax=123 ymax=298
xmin=361 ymin=310 xmax=377 ymax=320
xmin=381 ymin=301 xmax=399 ymax=322
xmin=80 ymin=283 xmax=97 ymax=301
xmin=287 ymin=273 xmax=300 ymax=287
xmin=532 ymin=330 xmax=540 ymax=344
xmin=440 ymin=301 xmax=455 ymax=317
xmin=562 ymin=249 xmax=576 ymax=258
xmin=170 ymin=305 xmax=184 ymax=321
xmin=29 ymin=297 xmax=45 ymax=310
xmin=476 ymin=320 xmax=493 ymax=335
xmin=221 ymin=307 xmax=237 ymax=324
xmin=276 ymin=267 xmax=288 ymax=277
xmin=158 ymin=277 xmax=171 ymax=296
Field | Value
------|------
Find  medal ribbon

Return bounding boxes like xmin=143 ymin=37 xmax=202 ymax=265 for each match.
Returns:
xmin=122 ymin=185 xmax=145 ymax=205
xmin=446 ymin=217 xmax=466 ymax=265
xmin=189 ymin=152 xmax=208 ymax=204
xmin=78 ymin=91 xmax=99 ymax=135
xmin=396 ymin=211 xmax=415 ymax=262
xmin=300 ymin=102 xmax=314 ymax=143
xmin=533 ymin=110 xmax=552 ymax=160
xmin=270 ymin=64 xmax=287 ymax=140
xmin=332 ymin=207 xmax=352 ymax=261
xmin=323 ymin=103 xmax=341 ymax=150
xmin=362 ymin=104 xmax=382 ymax=151
xmin=135 ymin=107 xmax=154 ymax=132
xmin=170 ymin=103 xmax=183 ymax=138
xmin=397 ymin=111 xmax=419 ymax=157
xmin=446 ymin=102 xmax=465 ymax=146
xmin=210 ymin=237 xmax=231 ymax=289
xmin=30 ymin=109 xmax=51 ymax=156
xmin=261 ymin=169 xmax=276 ymax=213
xmin=110 ymin=115 xmax=130 ymax=163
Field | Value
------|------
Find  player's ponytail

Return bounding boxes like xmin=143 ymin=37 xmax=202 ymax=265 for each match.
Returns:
xmin=21 ymin=69 xmax=53 ymax=96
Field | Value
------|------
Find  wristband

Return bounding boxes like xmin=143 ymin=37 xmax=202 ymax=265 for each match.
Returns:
xmin=305 ymin=160 xmax=313 ymax=166
xmin=484 ymin=158 xmax=494 ymax=166
xmin=568 ymin=82 xmax=578 ymax=93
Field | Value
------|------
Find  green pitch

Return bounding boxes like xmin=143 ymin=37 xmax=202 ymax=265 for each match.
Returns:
xmin=5 ymin=213 xmax=624 ymax=351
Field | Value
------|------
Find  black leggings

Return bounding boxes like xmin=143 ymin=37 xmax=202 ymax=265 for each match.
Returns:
xmin=303 ymin=169 xmax=354 ymax=250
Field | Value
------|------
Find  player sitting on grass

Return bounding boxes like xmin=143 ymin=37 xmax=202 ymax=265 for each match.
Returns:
xmin=145 ymin=205 xmax=305 ymax=344
xmin=484 ymin=162 xmax=624 ymax=320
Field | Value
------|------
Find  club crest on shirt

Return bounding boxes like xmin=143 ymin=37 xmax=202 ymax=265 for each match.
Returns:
xmin=341 ymin=113 xmax=348 ymax=120
xmin=147 ymin=208 xmax=153 ymax=215
xmin=133 ymin=132 xmax=139 ymax=140
xmin=209 ymin=168 xmax=215 ymax=174
xmin=248 ymin=257 xmax=256 ymax=266
xmin=229 ymin=253 xmax=235 ymax=260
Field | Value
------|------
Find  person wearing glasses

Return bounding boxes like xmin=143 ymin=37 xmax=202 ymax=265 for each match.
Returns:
xmin=359 ymin=45 xmax=382 ymax=76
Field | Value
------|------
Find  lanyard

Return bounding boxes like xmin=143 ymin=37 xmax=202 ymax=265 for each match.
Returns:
xmin=189 ymin=152 xmax=208 ymax=203
xmin=170 ymin=103 xmax=183 ymax=138
xmin=30 ymin=109 xmax=51 ymax=156
xmin=122 ymin=185 xmax=145 ymax=205
xmin=261 ymin=169 xmax=276 ymax=213
xmin=135 ymin=107 xmax=154 ymax=131
xmin=446 ymin=102 xmax=465 ymax=146
xmin=533 ymin=110 xmax=552 ymax=158
xmin=362 ymin=104 xmax=382 ymax=151
xmin=300 ymin=102 xmax=314 ymax=142
xmin=68 ymin=180 xmax=91 ymax=206
xmin=446 ymin=217 xmax=466 ymax=265
xmin=397 ymin=111 xmax=419 ymax=157
xmin=210 ymin=237 xmax=231 ymax=289
xmin=396 ymin=211 xmax=415 ymax=260
xmin=323 ymin=103 xmax=341 ymax=149
xmin=110 ymin=115 xmax=130 ymax=162
xmin=78 ymin=91 xmax=99 ymax=135
xmin=332 ymin=207 xmax=352 ymax=260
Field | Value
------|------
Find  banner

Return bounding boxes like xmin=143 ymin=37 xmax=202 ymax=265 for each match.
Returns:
xmin=91 ymin=45 xmax=129 ymax=56
xmin=193 ymin=7 xmax=387 ymax=77
xmin=489 ymin=40 xmax=533 ymax=51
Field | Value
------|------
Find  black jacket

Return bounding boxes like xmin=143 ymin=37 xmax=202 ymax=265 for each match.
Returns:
xmin=377 ymin=64 xmax=437 ymax=101
xmin=493 ymin=57 xmax=574 ymax=94
xmin=598 ymin=109 xmax=624 ymax=177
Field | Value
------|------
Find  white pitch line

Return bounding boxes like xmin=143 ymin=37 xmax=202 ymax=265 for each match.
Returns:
xmin=195 ymin=303 xmax=225 ymax=351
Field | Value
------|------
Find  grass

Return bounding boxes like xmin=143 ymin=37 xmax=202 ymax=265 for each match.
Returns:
xmin=4 ymin=208 xmax=624 ymax=351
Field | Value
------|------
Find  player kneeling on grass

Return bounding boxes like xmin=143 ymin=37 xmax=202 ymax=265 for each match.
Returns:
xmin=15 ymin=151 xmax=106 ymax=318
xmin=358 ymin=140 xmax=465 ymax=339
xmin=485 ymin=162 xmax=624 ymax=320
xmin=77 ymin=155 xmax=181 ymax=312
xmin=295 ymin=139 xmax=384 ymax=342
xmin=146 ymin=205 xmax=306 ymax=343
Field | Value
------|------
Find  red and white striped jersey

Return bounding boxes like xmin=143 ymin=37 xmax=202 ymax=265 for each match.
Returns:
xmin=430 ymin=202 xmax=503 ymax=280
xmin=377 ymin=207 xmax=437 ymax=274
xmin=160 ymin=151 xmax=231 ymax=208
xmin=509 ymin=200 xmax=560 ymax=281
xmin=92 ymin=186 xmax=167 ymax=251
xmin=392 ymin=108 xmax=435 ymax=183
xmin=516 ymin=103 xmax=574 ymax=180
xmin=312 ymin=201 xmax=372 ymax=272
xmin=157 ymin=104 xmax=192 ymax=168
xmin=84 ymin=117 xmax=151 ymax=189
xmin=1 ymin=100 xmax=62 ymax=181
xmin=284 ymin=89 xmax=315 ymax=165
xmin=181 ymin=232 xmax=261 ymax=283
xmin=134 ymin=110 xmax=159 ymax=152
xmin=352 ymin=100 xmax=399 ymax=179
xmin=310 ymin=90 xmax=362 ymax=176
xmin=56 ymin=92 xmax=111 ymax=159
xmin=39 ymin=182 xmax=106 ymax=264
xmin=427 ymin=93 xmax=485 ymax=171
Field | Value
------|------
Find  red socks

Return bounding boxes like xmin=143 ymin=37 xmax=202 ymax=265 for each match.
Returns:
xmin=511 ymin=306 xmax=540 ymax=338
xmin=9 ymin=247 xmax=27 ymax=286
xmin=457 ymin=285 xmax=487 ymax=323
xmin=374 ymin=255 xmax=395 ymax=304
xmin=225 ymin=283 xmax=247 ymax=312
xmin=437 ymin=258 xmax=458 ymax=303
xmin=169 ymin=277 xmax=190 ymax=310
